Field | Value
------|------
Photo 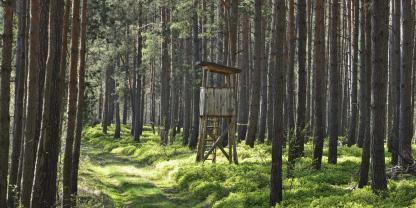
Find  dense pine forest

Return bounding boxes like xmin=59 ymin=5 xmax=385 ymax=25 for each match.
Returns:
xmin=1 ymin=0 xmax=416 ymax=207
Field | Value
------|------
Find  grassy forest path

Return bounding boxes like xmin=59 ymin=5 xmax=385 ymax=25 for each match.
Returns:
xmin=79 ymin=145 xmax=181 ymax=207
xmin=76 ymin=125 xmax=196 ymax=208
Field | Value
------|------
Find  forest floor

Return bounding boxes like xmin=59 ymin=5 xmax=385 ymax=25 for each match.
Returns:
xmin=76 ymin=125 xmax=416 ymax=208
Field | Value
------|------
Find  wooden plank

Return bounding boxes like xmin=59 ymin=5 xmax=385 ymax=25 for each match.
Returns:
xmin=203 ymin=125 xmax=229 ymax=161
xmin=218 ymin=145 xmax=230 ymax=162
xmin=196 ymin=117 xmax=208 ymax=162
xmin=197 ymin=61 xmax=241 ymax=75
xmin=200 ymin=88 xmax=235 ymax=117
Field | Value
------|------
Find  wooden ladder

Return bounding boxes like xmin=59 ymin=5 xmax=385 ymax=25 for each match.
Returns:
xmin=204 ymin=118 xmax=220 ymax=162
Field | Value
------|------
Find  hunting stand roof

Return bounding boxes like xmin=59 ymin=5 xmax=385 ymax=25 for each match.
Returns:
xmin=197 ymin=61 xmax=241 ymax=75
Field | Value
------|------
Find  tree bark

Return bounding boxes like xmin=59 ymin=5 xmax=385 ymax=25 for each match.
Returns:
xmin=59 ymin=0 xmax=72 ymax=125
xmin=306 ymin=0 xmax=313 ymax=136
xmin=62 ymin=0 xmax=81 ymax=205
xmin=270 ymin=0 xmax=286 ymax=205
xmin=341 ymin=0 xmax=352 ymax=135
xmin=328 ymin=0 xmax=340 ymax=164
xmin=399 ymin=0 xmax=415 ymax=167
xmin=286 ymin=0 xmax=296 ymax=145
xmin=312 ymin=0 xmax=326 ymax=170
xmin=370 ymin=0 xmax=388 ymax=193
xmin=123 ymin=28 xmax=130 ymax=126
xmin=30 ymin=0 xmax=65 ymax=206
xmin=347 ymin=0 xmax=359 ymax=146
xmin=0 ymin=0 xmax=14 ymax=206
xmin=183 ymin=38 xmax=192 ymax=145
xmin=139 ymin=75 xmax=145 ymax=135
xmin=358 ymin=0 xmax=372 ymax=188
xmin=150 ymin=61 xmax=156 ymax=134
xmin=114 ymin=96 xmax=121 ymax=139
xmin=245 ymin=0 xmax=262 ymax=147
xmin=293 ymin=0 xmax=307 ymax=161
xmin=21 ymin=0 xmax=41 ymax=205
xmin=266 ymin=1 xmax=277 ymax=144
xmin=238 ymin=11 xmax=250 ymax=142
xmin=102 ymin=64 xmax=111 ymax=134
xmin=134 ymin=27 xmax=143 ymax=142
xmin=160 ymin=5 xmax=171 ymax=145
xmin=70 ymin=0 xmax=88 ymax=203
xmin=258 ymin=8 xmax=268 ymax=143
xmin=387 ymin=0 xmax=401 ymax=165
xmin=189 ymin=0 xmax=200 ymax=149
xmin=35 ymin=0 xmax=49 ymax=156
xmin=357 ymin=0 xmax=367 ymax=148
xmin=7 ymin=0 xmax=26 ymax=207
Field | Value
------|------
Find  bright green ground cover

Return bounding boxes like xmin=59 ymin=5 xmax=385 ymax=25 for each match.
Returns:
xmin=76 ymin=125 xmax=416 ymax=208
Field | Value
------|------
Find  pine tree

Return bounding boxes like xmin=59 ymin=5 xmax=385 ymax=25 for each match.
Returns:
xmin=0 ymin=0 xmax=14 ymax=205
xmin=312 ymin=0 xmax=326 ymax=170
xmin=30 ymin=0 xmax=65 ymax=206
xmin=370 ymin=0 xmax=389 ymax=192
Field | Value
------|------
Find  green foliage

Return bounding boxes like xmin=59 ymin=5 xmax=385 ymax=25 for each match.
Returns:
xmin=79 ymin=125 xmax=416 ymax=208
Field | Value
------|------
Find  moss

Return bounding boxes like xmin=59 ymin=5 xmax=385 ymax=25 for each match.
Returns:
xmin=79 ymin=124 xmax=416 ymax=208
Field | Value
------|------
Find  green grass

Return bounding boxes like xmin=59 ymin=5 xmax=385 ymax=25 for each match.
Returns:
xmin=77 ymin=124 xmax=416 ymax=208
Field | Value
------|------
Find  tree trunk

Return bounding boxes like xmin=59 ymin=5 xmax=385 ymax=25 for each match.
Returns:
xmin=189 ymin=0 xmax=200 ymax=149
xmin=130 ymin=37 xmax=137 ymax=136
xmin=62 ymin=0 xmax=81 ymax=205
xmin=266 ymin=1 xmax=277 ymax=144
xmin=0 ymin=0 xmax=14 ymax=205
xmin=59 ymin=0 xmax=72 ymax=126
xmin=160 ymin=5 xmax=171 ymax=145
xmin=35 ymin=0 xmax=49 ymax=154
xmin=258 ymin=9 xmax=268 ymax=143
xmin=306 ymin=0 xmax=313 ymax=137
xmin=245 ymin=0 xmax=262 ymax=147
xmin=30 ymin=0 xmax=65 ymax=206
xmin=98 ymin=86 xmax=103 ymax=122
xmin=312 ymin=0 xmax=326 ymax=170
xmin=387 ymin=0 xmax=401 ymax=165
xmin=16 ymin=3 xmax=31 ymax=197
xmin=21 ymin=0 xmax=41 ymax=205
xmin=123 ymin=28 xmax=130 ymax=125
xmin=183 ymin=38 xmax=192 ymax=145
xmin=328 ymin=0 xmax=340 ymax=164
xmin=270 ymin=0 xmax=286 ymax=205
xmin=114 ymin=97 xmax=121 ymax=139
xmin=370 ymin=0 xmax=388 ymax=192
xmin=134 ymin=26 xmax=143 ymax=142
xmin=139 ymin=75 xmax=145 ymax=135
xmin=399 ymin=0 xmax=415 ymax=167
xmin=7 ymin=0 xmax=26 ymax=207
xmin=150 ymin=61 xmax=156 ymax=134
xmin=286 ymin=0 xmax=296 ymax=145
xmin=341 ymin=0 xmax=351 ymax=135
xmin=170 ymin=37 xmax=179 ymax=140
xmin=238 ymin=11 xmax=250 ymax=142
xmin=70 ymin=0 xmax=88 ymax=203
xmin=289 ymin=0 xmax=307 ymax=168
xmin=358 ymin=0 xmax=372 ymax=188
xmin=357 ymin=0 xmax=367 ymax=148
xmin=102 ymin=64 xmax=111 ymax=134
xmin=347 ymin=0 xmax=359 ymax=146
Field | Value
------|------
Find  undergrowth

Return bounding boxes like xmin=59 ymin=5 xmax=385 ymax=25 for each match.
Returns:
xmin=77 ymin=124 xmax=416 ymax=208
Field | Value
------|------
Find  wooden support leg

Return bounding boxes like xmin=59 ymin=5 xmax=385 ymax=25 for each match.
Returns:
xmin=230 ymin=117 xmax=238 ymax=164
xmin=196 ymin=117 xmax=206 ymax=162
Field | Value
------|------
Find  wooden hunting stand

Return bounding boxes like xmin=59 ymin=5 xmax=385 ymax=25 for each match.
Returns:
xmin=196 ymin=61 xmax=239 ymax=164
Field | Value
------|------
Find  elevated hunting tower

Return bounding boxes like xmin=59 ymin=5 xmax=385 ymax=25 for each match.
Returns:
xmin=196 ymin=62 xmax=239 ymax=164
